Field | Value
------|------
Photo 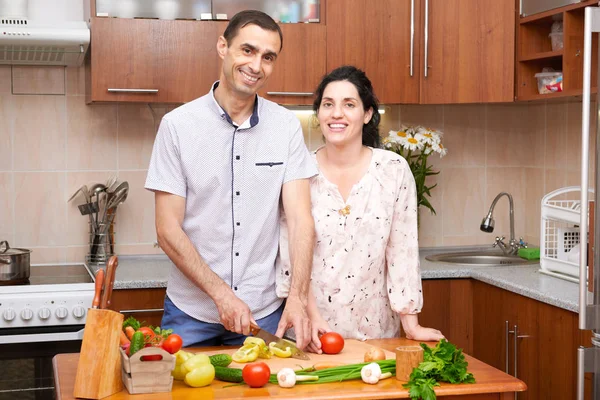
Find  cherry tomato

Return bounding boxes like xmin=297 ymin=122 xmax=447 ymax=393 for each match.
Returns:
xmin=242 ymin=362 xmax=271 ymax=388
xmin=320 ymin=332 xmax=345 ymax=355
xmin=162 ymin=334 xmax=183 ymax=354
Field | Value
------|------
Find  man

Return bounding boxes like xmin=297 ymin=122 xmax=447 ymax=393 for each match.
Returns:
xmin=145 ymin=10 xmax=317 ymax=350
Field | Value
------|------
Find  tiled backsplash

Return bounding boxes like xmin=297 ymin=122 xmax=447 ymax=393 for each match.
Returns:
xmin=0 ymin=65 xmax=592 ymax=263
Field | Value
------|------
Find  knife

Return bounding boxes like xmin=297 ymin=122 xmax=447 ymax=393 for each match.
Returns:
xmin=92 ymin=269 xmax=104 ymax=309
xmin=249 ymin=323 xmax=310 ymax=360
xmin=100 ymin=255 xmax=118 ymax=309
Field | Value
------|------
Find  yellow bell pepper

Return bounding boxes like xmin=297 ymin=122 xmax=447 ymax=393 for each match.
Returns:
xmin=231 ymin=343 xmax=260 ymax=363
xmin=244 ymin=337 xmax=273 ymax=359
xmin=269 ymin=342 xmax=292 ymax=358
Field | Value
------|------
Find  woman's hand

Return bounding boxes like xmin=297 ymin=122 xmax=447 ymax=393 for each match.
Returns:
xmin=306 ymin=317 xmax=332 ymax=354
xmin=400 ymin=313 xmax=444 ymax=342
xmin=404 ymin=325 xmax=445 ymax=342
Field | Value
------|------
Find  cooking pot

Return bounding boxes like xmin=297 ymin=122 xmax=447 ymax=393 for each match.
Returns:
xmin=0 ymin=241 xmax=32 ymax=282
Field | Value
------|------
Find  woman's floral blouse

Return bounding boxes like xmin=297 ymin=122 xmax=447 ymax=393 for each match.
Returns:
xmin=276 ymin=147 xmax=423 ymax=340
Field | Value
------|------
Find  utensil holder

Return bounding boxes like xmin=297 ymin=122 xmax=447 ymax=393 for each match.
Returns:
xmin=74 ymin=308 xmax=124 ymax=399
xmin=86 ymin=221 xmax=116 ymax=265
xmin=395 ymin=345 xmax=423 ymax=382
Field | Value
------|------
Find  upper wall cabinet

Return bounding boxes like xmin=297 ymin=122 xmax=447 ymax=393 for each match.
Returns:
xmin=87 ymin=18 xmax=226 ymax=103
xmin=326 ymin=0 xmax=515 ymax=104
xmin=259 ymin=24 xmax=327 ymax=105
xmin=516 ymin=0 xmax=598 ymax=101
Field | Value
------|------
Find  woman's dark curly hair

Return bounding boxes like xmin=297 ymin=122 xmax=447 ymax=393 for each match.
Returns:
xmin=312 ymin=65 xmax=381 ymax=148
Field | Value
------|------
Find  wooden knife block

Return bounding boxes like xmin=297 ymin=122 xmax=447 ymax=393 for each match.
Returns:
xmin=73 ymin=308 xmax=124 ymax=399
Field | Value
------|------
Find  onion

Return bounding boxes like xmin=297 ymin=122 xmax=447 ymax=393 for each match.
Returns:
xmin=364 ymin=346 xmax=387 ymax=362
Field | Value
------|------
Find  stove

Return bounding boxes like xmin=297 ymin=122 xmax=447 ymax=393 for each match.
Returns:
xmin=0 ymin=263 xmax=96 ymax=343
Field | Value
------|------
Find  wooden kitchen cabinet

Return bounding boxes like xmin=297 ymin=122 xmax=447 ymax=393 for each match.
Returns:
xmin=517 ymin=0 xmax=598 ymax=101
xmin=326 ymin=0 xmax=514 ymax=104
xmin=259 ymin=24 xmax=327 ymax=105
xmin=87 ymin=18 xmax=226 ymax=103
xmin=108 ymin=288 xmax=166 ymax=327
xmin=472 ymin=281 xmax=590 ymax=400
xmin=419 ymin=279 xmax=473 ymax=354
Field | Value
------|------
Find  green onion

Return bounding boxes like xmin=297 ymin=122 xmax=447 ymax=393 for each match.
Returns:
xmin=268 ymin=359 xmax=396 ymax=385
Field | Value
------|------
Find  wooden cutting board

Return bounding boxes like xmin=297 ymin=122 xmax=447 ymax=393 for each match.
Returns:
xmin=201 ymin=339 xmax=396 ymax=372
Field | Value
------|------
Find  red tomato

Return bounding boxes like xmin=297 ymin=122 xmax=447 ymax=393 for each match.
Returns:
xmin=242 ymin=362 xmax=271 ymax=388
xmin=161 ymin=334 xmax=183 ymax=354
xmin=138 ymin=326 xmax=156 ymax=340
xmin=141 ymin=341 xmax=164 ymax=361
xmin=320 ymin=332 xmax=345 ymax=354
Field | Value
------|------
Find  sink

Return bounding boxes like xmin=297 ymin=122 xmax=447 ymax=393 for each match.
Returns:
xmin=425 ymin=251 xmax=538 ymax=266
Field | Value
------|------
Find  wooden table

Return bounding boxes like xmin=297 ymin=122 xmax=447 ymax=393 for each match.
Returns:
xmin=53 ymin=338 xmax=526 ymax=399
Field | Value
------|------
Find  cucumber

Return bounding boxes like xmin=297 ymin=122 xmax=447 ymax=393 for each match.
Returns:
xmin=214 ymin=366 xmax=243 ymax=383
xmin=209 ymin=354 xmax=233 ymax=367
xmin=129 ymin=331 xmax=145 ymax=356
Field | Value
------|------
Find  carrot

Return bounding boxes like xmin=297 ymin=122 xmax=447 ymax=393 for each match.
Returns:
xmin=120 ymin=330 xmax=130 ymax=346
xmin=125 ymin=326 xmax=136 ymax=341
xmin=313 ymin=362 xmax=346 ymax=371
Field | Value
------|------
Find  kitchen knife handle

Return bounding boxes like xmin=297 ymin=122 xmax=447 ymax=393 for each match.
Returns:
xmin=100 ymin=255 xmax=118 ymax=309
xmin=92 ymin=269 xmax=104 ymax=309
xmin=249 ymin=323 xmax=261 ymax=336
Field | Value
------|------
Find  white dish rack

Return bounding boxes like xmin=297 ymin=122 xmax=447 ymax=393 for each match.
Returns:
xmin=539 ymin=186 xmax=593 ymax=283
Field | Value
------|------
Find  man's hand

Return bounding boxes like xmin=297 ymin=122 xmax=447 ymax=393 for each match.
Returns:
xmin=275 ymin=297 xmax=311 ymax=350
xmin=215 ymin=290 xmax=256 ymax=336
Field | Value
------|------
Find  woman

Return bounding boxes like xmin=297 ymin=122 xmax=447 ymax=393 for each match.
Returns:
xmin=276 ymin=65 xmax=444 ymax=352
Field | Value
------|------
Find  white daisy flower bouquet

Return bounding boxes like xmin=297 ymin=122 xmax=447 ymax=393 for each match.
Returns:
xmin=384 ymin=125 xmax=447 ymax=216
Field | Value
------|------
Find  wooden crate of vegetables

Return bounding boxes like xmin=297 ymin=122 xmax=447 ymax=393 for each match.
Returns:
xmin=118 ymin=317 xmax=183 ymax=394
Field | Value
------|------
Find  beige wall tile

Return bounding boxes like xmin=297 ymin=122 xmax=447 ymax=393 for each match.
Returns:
xmin=545 ymin=102 xmax=567 ymax=169
xmin=441 ymin=167 xmax=486 ymax=236
xmin=566 ymin=101 xmax=584 ymax=172
xmin=118 ymin=104 xmax=169 ymax=170
xmin=66 ymin=246 xmax=88 ymax=263
xmin=400 ymin=105 xmax=444 ymax=131
xmin=12 ymin=66 xmax=65 ymax=95
xmin=14 ymin=172 xmax=67 ymax=247
xmin=0 ymin=95 xmax=12 ymax=171
xmin=524 ymin=167 xmax=545 ymax=245
xmin=66 ymin=96 xmax=118 ymax=170
xmin=29 ymin=247 xmax=67 ymax=264
xmin=487 ymin=104 xmax=545 ymax=167
xmin=0 ymin=66 xmax=11 ymax=93
xmin=66 ymin=172 xmax=118 ymax=246
xmin=442 ymin=235 xmax=493 ymax=247
xmin=66 ymin=66 xmax=86 ymax=96
xmin=0 ymin=172 xmax=14 ymax=243
xmin=113 ymin=171 xmax=156 ymax=244
xmin=379 ymin=105 xmax=401 ymax=136
xmin=13 ymin=96 xmax=66 ymax=171
xmin=441 ymin=105 xmax=486 ymax=167
xmin=485 ymin=167 xmax=528 ymax=241
xmin=116 ymin=244 xmax=165 ymax=255
xmin=545 ymin=168 xmax=567 ymax=194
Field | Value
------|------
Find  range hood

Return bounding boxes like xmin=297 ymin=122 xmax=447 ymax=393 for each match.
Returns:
xmin=0 ymin=0 xmax=90 ymax=66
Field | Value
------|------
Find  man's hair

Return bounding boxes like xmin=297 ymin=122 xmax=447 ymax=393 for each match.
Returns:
xmin=223 ymin=10 xmax=283 ymax=52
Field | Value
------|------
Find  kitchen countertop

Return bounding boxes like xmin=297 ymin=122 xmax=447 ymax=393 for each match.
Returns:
xmin=102 ymin=246 xmax=581 ymax=313
xmin=53 ymin=338 xmax=526 ymax=400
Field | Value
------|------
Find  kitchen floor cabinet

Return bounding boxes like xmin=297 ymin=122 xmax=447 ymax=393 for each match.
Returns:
xmin=87 ymin=18 xmax=226 ymax=103
xmin=108 ymin=288 xmax=166 ymax=327
xmin=472 ymin=280 xmax=590 ymax=400
xmin=325 ymin=0 xmax=515 ymax=104
xmin=419 ymin=279 xmax=473 ymax=354
xmin=259 ymin=24 xmax=326 ymax=105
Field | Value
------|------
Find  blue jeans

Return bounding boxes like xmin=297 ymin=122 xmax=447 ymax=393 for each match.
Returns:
xmin=161 ymin=295 xmax=284 ymax=347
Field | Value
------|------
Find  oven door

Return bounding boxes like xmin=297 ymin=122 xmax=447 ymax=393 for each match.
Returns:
xmin=0 ymin=325 xmax=84 ymax=400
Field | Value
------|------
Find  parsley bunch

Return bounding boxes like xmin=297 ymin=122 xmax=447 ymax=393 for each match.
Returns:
xmin=403 ymin=339 xmax=475 ymax=400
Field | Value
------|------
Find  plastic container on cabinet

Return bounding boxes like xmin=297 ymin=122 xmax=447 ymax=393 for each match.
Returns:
xmin=535 ymin=71 xmax=563 ymax=94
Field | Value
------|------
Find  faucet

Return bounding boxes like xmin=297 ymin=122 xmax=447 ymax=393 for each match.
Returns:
xmin=480 ymin=192 xmax=527 ymax=255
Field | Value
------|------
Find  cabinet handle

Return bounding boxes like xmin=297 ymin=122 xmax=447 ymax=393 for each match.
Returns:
xmin=119 ymin=308 xmax=164 ymax=314
xmin=266 ymin=92 xmax=313 ymax=97
xmin=424 ymin=0 xmax=429 ymax=78
xmin=409 ymin=0 xmax=414 ymax=77
xmin=513 ymin=324 xmax=518 ymax=400
xmin=107 ymin=88 xmax=159 ymax=94
xmin=505 ymin=320 xmax=510 ymax=373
